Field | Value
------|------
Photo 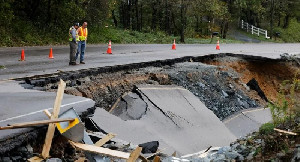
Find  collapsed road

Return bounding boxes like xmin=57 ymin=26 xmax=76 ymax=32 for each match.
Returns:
xmin=0 ymin=44 xmax=299 ymax=161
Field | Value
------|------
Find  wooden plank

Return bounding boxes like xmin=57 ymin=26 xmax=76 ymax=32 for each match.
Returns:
xmin=43 ymin=109 xmax=51 ymax=118
xmin=109 ymin=93 xmax=128 ymax=113
xmin=138 ymin=155 xmax=148 ymax=162
xmin=274 ymin=128 xmax=298 ymax=136
xmin=146 ymin=148 xmax=165 ymax=159
xmin=153 ymin=156 xmax=160 ymax=162
xmin=42 ymin=79 xmax=66 ymax=159
xmin=27 ymin=156 xmax=43 ymax=162
xmin=172 ymin=151 xmax=176 ymax=157
xmin=127 ymin=147 xmax=142 ymax=162
xmin=69 ymin=140 xmax=130 ymax=159
xmin=94 ymin=133 xmax=116 ymax=147
xmin=75 ymin=157 xmax=86 ymax=162
xmin=0 ymin=118 xmax=74 ymax=130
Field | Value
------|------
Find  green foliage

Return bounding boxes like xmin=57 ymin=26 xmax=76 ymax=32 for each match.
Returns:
xmin=88 ymin=26 xmax=177 ymax=44
xmin=269 ymin=72 xmax=300 ymax=126
xmin=3 ymin=0 xmax=300 ymax=45
xmin=0 ymin=0 xmax=14 ymax=26
xmin=275 ymin=19 xmax=300 ymax=42
xmin=0 ymin=65 xmax=5 ymax=69
xmin=259 ymin=123 xmax=275 ymax=135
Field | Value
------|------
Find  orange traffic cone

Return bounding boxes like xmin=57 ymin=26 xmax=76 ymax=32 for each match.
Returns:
xmin=107 ymin=40 xmax=112 ymax=54
xmin=19 ymin=49 xmax=25 ymax=61
xmin=216 ymin=40 xmax=220 ymax=50
xmin=49 ymin=48 xmax=54 ymax=59
xmin=172 ymin=39 xmax=176 ymax=50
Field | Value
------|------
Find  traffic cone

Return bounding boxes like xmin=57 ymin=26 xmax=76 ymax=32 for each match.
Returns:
xmin=216 ymin=40 xmax=220 ymax=50
xmin=19 ymin=49 xmax=25 ymax=61
xmin=49 ymin=48 xmax=54 ymax=59
xmin=107 ymin=40 xmax=112 ymax=54
xmin=172 ymin=39 xmax=176 ymax=50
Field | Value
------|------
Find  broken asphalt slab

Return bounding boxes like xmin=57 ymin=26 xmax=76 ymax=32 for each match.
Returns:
xmin=0 ymin=80 xmax=94 ymax=141
xmin=92 ymin=85 xmax=236 ymax=156
xmin=224 ymin=108 xmax=272 ymax=138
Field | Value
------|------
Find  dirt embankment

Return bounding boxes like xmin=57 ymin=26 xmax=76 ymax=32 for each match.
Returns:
xmin=204 ymin=56 xmax=299 ymax=102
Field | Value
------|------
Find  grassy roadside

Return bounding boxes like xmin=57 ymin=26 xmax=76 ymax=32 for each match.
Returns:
xmin=237 ymin=29 xmax=284 ymax=43
xmin=0 ymin=26 xmax=241 ymax=47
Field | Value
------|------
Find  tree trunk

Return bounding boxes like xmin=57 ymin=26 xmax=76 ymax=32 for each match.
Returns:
xmin=180 ymin=0 xmax=185 ymax=43
xmin=165 ymin=0 xmax=170 ymax=34
xmin=135 ymin=0 xmax=139 ymax=31
xmin=112 ymin=10 xmax=118 ymax=27
xmin=283 ymin=14 xmax=290 ymax=28
xmin=151 ymin=1 xmax=157 ymax=30
xmin=140 ymin=3 xmax=143 ymax=31
xmin=47 ymin=0 xmax=52 ymax=25
xmin=128 ymin=0 xmax=131 ymax=29
xmin=270 ymin=0 xmax=274 ymax=39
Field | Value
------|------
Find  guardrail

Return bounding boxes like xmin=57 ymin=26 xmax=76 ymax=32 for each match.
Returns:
xmin=241 ymin=20 xmax=270 ymax=39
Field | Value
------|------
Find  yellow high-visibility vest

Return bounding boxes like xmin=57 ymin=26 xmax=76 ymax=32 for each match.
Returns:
xmin=69 ymin=27 xmax=79 ymax=42
xmin=79 ymin=27 xmax=88 ymax=41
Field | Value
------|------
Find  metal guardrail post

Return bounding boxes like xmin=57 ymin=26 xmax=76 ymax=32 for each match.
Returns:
xmin=265 ymin=31 xmax=268 ymax=39
xmin=258 ymin=28 xmax=260 ymax=36
xmin=241 ymin=20 xmax=244 ymax=29
xmin=251 ymin=25 xmax=254 ymax=34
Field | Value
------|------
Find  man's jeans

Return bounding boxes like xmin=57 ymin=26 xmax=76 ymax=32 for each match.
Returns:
xmin=76 ymin=41 xmax=86 ymax=62
xmin=69 ymin=41 xmax=77 ymax=63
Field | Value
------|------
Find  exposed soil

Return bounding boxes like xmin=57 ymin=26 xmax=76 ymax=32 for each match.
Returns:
xmin=204 ymin=56 xmax=299 ymax=102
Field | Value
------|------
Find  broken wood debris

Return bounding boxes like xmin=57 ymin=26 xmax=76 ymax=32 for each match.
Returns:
xmin=146 ymin=148 xmax=166 ymax=159
xmin=27 ymin=156 xmax=44 ymax=162
xmin=42 ymin=79 xmax=66 ymax=159
xmin=69 ymin=140 xmax=143 ymax=161
xmin=274 ymin=128 xmax=298 ymax=136
xmin=94 ymin=133 xmax=116 ymax=147
xmin=0 ymin=118 xmax=75 ymax=130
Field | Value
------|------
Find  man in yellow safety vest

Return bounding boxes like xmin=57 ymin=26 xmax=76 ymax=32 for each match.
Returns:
xmin=76 ymin=22 xmax=88 ymax=64
xmin=69 ymin=23 xmax=80 ymax=65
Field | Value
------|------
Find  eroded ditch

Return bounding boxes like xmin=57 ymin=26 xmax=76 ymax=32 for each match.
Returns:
xmin=2 ymin=53 xmax=299 ymax=160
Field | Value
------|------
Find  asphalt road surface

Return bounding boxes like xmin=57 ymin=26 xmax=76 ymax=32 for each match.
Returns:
xmin=0 ymin=43 xmax=298 ymax=143
xmin=1 ymin=43 xmax=300 ymax=80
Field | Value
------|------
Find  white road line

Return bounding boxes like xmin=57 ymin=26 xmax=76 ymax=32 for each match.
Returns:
xmin=0 ymin=99 xmax=91 ymax=123
xmin=138 ymin=87 xmax=188 ymax=91
xmin=223 ymin=108 xmax=269 ymax=124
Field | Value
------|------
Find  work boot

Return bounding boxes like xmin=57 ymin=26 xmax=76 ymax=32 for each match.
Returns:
xmin=69 ymin=62 xmax=77 ymax=66
xmin=80 ymin=61 xmax=85 ymax=64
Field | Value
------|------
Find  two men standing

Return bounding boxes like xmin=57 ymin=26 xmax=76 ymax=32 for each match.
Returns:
xmin=69 ymin=22 xmax=88 ymax=65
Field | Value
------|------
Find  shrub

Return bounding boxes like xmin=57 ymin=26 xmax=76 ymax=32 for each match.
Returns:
xmin=259 ymin=123 xmax=275 ymax=135
xmin=275 ymin=19 xmax=300 ymax=42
